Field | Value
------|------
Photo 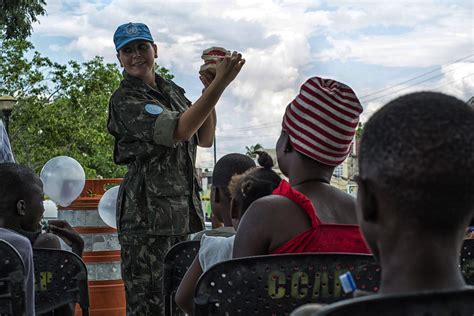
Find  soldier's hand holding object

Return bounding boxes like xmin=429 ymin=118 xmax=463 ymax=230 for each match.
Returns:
xmin=199 ymin=47 xmax=245 ymax=89
xmin=215 ymin=51 xmax=245 ymax=87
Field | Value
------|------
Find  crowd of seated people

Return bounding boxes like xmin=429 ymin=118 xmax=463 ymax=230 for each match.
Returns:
xmin=1 ymin=77 xmax=473 ymax=316
xmin=175 ymin=82 xmax=474 ymax=314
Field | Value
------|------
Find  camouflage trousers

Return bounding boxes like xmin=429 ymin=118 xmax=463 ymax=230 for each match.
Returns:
xmin=120 ymin=235 xmax=187 ymax=315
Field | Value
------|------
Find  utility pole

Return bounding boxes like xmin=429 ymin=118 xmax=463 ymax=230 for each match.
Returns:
xmin=213 ymin=135 xmax=217 ymax=166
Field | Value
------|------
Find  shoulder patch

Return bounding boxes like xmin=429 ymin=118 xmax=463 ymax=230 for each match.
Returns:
xmin=144 ymin=104 xmax=164 ymax=116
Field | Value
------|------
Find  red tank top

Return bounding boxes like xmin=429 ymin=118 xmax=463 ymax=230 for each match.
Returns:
xmin=271 ymin=180 xmax=371 ymax=254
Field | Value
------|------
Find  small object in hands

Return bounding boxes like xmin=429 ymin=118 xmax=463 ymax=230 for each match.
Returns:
xmin=339 ymin=271 xmax=357 ymax=294
xmin=200 ymin=47 xmax=230 ymax=75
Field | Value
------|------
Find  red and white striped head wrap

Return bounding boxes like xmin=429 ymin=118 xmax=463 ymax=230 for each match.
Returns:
xmin=282 ymin=77 xmax=363 ymax=166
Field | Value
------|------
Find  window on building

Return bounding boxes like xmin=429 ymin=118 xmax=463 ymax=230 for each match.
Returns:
xmin=333 ymin=165 xmax=343 ymax=178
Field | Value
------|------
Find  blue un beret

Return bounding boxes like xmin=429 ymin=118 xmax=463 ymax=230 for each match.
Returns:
xmin=114 ymin=22 xmax=154 ymax=51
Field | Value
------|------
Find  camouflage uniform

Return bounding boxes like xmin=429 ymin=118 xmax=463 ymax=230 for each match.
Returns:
xmin=107 ymin=72 xmax=204 ymax=315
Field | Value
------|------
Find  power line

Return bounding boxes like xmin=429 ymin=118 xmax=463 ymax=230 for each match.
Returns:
xmin=362 ymin=72 xmax=447 ymax=104
xmin=218 ymin=121 xmax=280 ymax=133
xmin=359 ymin=53 xmax=474 ymax=100
xmin=432 ymin=73 xmax=474 ymax=91
xmin=216 ymin=53 xmax=474 ymax=134
xmin=219 ymin=135 xmax=276 ymax=139
xmin=361 ymin=62 xmax=472 ymax=104
xmin=361 ymin=73 xmax=474 ymax=118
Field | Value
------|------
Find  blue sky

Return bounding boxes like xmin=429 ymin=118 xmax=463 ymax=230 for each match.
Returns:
xmin=29 ymin=0 xmax=473 ymax=167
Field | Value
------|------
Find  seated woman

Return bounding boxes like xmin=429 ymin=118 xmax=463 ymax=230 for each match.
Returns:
xmin=233 ymin=77 xmax=370 ymax=258
xmin=175 ymin=152 xmax=281 ymax=314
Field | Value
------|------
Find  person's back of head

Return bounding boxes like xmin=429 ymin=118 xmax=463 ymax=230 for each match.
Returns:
xmin=357 ymin=91 xmax=474 ymax=293
xmin=278 ymin=77 xmax=363 ymax=170
xmin=228 ymin=151 xmax=282 ymax=226
xmin=0 ymin=163 xmax=45 ymax=232
xmin=210 ymin=153 xmax=256 ymax=225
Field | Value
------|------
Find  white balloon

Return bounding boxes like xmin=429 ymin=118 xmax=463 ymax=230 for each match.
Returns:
xmin=98 ymin=185 xmax=119 ymax=229
xmin=43 ymin=200 xmax=58 ymax=218
xmin=40 ymin=156 xmax=85 ymax=207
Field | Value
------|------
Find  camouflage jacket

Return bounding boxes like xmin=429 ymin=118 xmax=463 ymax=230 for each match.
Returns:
xmin=107 ymin=72 xmax=204 ymax=242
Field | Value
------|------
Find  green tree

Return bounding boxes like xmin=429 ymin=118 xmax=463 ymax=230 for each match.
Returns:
xmin=0 ymin=0 xmax=47 ymax=39
xmin=0 ymin=36 xmax=175 ymax=178
xmin=356 ymin=122 xmax=363 ymax=139
xmin=245 ymin=143 xmax=264 ymax=158
xmin=154 ymin=63 xmax=174 ymax=80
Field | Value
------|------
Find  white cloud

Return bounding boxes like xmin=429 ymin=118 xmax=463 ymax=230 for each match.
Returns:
xmin=314 ymin=1 xmax=473 ymax=67
xmin=29 ymin=0 xmax=474 ymax=166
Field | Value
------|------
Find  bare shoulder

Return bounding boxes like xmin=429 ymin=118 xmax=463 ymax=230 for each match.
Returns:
xmin=234 ymin=195 xmax=297 ymax=257
xmin=34 ymin=233 xmax=61 ymax=249
xmin=240 ymin=195 xmax=301 ymax=221
xmin=324 ymin=186 xmax=357 ymax=222
xmin=335 ymin=188 xmax=357 ymax=212
xmin=238 ymin=194 xmax=306 ymax=234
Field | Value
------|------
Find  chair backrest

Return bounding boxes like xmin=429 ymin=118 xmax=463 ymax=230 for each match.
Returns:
xmin=312 ymin=288 xmax=474 ymax=316
xmin=0 ymin=239 xmax=26 ymax=316
xmin=163 ymin=240 xmax=201 ymax=316
xmin=460 ymin=238 xmax=473 ymax=285
xmin=194 ymin=253 xmax=380 ymax=316
xmin=33 ymin=248 xmax=90 ymax=316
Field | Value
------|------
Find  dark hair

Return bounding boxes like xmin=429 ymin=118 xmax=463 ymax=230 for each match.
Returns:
xmin=229 ymin=151 xmax=282 ymax=218
xmin=0 ymin=163 xmax=39 ymax=211
xmin=212 ymin=153 xmax=256 ymax=188
xmin=359 ymin=92 xmax=474 ymax=231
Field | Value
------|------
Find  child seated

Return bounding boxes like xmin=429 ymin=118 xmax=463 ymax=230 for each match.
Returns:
xmin=175 ymin=152 xmax=281 ymax=314
xmin=0 ymin=163 xmax=84 ymax=316
xmin=192 ymin=153 xmax=255 ymax=240
xmin=233 ymin=77 xmax=370 ymax=258
xmin=355 ymin=92 xmax=474 ymax=294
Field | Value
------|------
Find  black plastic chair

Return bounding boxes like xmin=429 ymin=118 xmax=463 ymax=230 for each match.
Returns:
xmin=33 ymin=248 xmax=90 ymax=316
xmin=163 ymin=240 xmax=201 ymax=316
xmin=460 ymin=238 xmax=473 ymax=285
xmin=194 ymin=253 xmax=380 ymax=315
xmin=0 ymin=239 xmax=26 ymax=316
xmin=303 ymin=288 xmax=474 ymax=316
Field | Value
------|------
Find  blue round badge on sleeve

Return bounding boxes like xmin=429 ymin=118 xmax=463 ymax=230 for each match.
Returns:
xmin=145 ymin=104 xmax=163 ymax=116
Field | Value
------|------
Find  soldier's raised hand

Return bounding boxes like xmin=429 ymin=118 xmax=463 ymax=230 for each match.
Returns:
xmin=214 ymin=51 xmax=245 ymax=88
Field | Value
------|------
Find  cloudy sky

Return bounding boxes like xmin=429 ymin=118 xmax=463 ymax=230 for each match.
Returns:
xmin=29 ymin=0 xmax=473 ymax=168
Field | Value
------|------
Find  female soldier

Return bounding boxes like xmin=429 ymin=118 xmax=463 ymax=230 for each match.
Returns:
xmin=107 ymin=22 xmax=245 ymax=315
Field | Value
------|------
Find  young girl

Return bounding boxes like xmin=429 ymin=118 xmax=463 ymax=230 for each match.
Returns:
xmin=175 ymin=152 xmax=282 ymax=314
